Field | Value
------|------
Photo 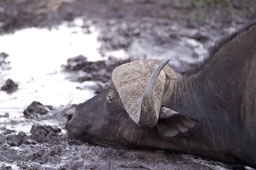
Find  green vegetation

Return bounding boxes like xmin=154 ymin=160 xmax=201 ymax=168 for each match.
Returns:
xmin=183 ymin=0 xmax=256 ymax=26
xmin=190 ymin=0 xmax=255 ymax=8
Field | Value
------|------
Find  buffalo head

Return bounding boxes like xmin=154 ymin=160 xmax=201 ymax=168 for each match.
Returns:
xmin=66 ymin=59 xmax=196 ymax=147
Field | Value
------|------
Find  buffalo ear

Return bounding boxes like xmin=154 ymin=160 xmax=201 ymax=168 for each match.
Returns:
xmin=157 ymin=107 xmax=197 ymax=138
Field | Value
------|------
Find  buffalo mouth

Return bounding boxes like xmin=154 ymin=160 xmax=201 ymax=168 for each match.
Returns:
xmin=66 ymin=120 xmax=89 ymax=140
xmin=74 ymin=133 xmax=132 ymax=149
xmin=66 ymin=122 xmax=128 ymax=148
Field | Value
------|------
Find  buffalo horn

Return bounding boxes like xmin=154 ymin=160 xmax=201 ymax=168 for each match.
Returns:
xmin=139 ymin=59 xmax=170 ymax=127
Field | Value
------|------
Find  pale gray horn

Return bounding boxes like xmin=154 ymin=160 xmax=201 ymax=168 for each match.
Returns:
xmin=139 ymin=59 xmax=170 ymax=127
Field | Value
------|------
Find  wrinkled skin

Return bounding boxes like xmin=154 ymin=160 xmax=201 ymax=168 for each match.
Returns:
xmin=66 ymin=21 xmax=256 ymax=168
xmin=66 ymin=87 xmax=168 ymax=148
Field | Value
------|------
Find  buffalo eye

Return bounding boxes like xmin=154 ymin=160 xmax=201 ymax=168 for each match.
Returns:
xmin=106 ymin=95 xmax=116 ymax=103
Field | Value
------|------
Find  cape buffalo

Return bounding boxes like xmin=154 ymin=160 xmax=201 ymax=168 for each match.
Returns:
xmin=66 ymin=21 xmax=256 ymax=167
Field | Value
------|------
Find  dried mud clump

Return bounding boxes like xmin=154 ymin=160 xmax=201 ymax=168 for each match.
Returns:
xmin=0 ymin=164 xmax=12 ymax=170
xmin=0 ymin=52 xmax=9 ymax=65
xmin=6 ymin=132 xmax=27 ymax=146
xmin=1 ymin=79 xmax=18 ymax=93
xmin=23 ymin=101 xmax=54 ymax=118
xmin=30 ymin=125 xmax=62 ymax=144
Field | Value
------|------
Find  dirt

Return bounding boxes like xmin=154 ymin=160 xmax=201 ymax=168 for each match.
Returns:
xmin=23 ymin=101 xmax=54 ymax=118
xmin=0 ymin=52 xmax=9 ymax=71
xmin=64 ymin=55 xmax=130 ymax=93
xmin=0 ymin=52 xmax=8 ymax=64
xmin=1 ymin=79 xmax=18 ymax=93
xmin=0 ymin=0 xmax=256 ymax=169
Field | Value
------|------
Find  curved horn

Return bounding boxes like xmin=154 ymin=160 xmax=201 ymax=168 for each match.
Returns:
xmin=139 ymin=59 xmax=170 ymax=127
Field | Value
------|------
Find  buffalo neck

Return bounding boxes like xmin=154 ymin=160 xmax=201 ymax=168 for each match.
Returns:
xmin=161 ymin=23 xmax=256 ymax=164
xmin=161 ymin=22 xmax=256 ymax=166
xmin=164 ymin=72 xmax=208 ymax=120
xmin=161 ymin=71 xmax=246 ymax=163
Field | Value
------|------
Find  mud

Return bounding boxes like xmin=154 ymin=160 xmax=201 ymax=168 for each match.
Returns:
xmin=23 ymin=101 xmax=54 ymax=118
xmin=0 ymin=52 xmax=9 ymax=71
xmin=1 ymin=79 xmax=18 ymax=93
xmin=0 ymin=52 xmax=8 ymax=65
xmin=64 ymin=55 xmax=130 ymax=93
xmin=0 ymin=0 xmax=256 ymax=169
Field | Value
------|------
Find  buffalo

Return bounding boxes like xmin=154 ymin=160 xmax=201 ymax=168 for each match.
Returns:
xmin=66 ymin=21 xmax=256 ymax=167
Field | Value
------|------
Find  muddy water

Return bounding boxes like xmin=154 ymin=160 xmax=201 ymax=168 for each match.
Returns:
xmin=0 ymin=22 xmax=89 ymax=134
xmin=0 ymin=19 xmax=127 ymax=131
xmin=0 ymin=19 xmax=249 ymax=169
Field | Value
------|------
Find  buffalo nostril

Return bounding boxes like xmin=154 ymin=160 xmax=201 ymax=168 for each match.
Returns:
xmin=66 ymin=107 xmax=75 ymax=121
xmin=67 ymin=114 xmax=73 ymax=121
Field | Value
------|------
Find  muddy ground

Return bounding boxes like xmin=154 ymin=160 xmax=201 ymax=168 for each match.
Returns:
xmin=0 ymin=0 xmax=256 ymax=169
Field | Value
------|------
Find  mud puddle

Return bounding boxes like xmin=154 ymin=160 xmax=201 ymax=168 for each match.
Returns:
xmin=0 ymin=18 xmax=128 ymax=130
xmin=0 ymin=19 xmax=128 ymax=169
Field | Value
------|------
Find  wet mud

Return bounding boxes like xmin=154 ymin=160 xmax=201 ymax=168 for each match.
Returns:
xmin=1 ymin=79 xmax=18 ymax=94
xmin=64 ymin=55 xmax=130 ymax=93
xmin=0 ymin=0 xmax=256 ymax=169
xmin=0 ymin=52 xmax=8 ymax=64
xmin=0 ymin=52 xmax=9 ymax=71
xmin=23 ymin=101 xmax=54 ymax=118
